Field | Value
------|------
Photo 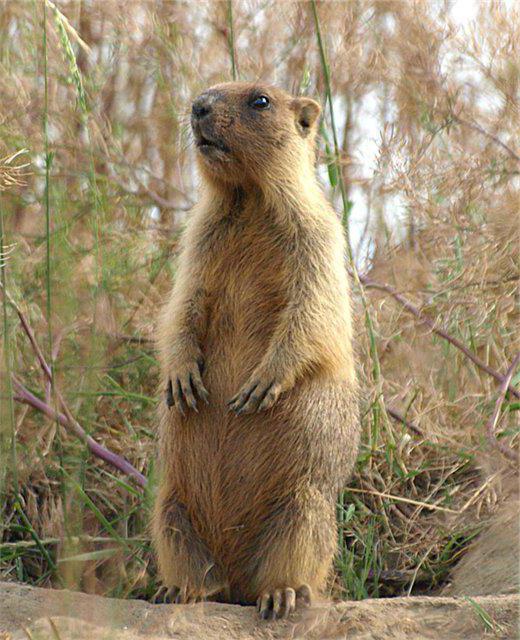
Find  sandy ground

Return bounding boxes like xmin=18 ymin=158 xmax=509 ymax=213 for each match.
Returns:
xmin=1 ymin=581 xmax=518 ymax=640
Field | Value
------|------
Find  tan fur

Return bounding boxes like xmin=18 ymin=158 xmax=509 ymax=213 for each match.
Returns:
xmin=152 ymin=82 xmax=360 ymax=611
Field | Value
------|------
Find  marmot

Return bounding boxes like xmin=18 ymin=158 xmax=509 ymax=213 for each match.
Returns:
xmin=152 ymin=82 xmax=360 ymax=619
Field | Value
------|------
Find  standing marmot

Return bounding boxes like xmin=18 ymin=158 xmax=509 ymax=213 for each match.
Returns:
xmin=152 ymin=82 xmax=360 ymax=619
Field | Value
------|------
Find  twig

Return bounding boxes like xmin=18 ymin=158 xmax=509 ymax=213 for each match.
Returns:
xmin=45 ymin=324 xmax=71 ymax=405
xmin=1 ymin=285 xmax=147 ymax=488
xmin=1 ymin=285 xmax=52 ymax=380
xmin=112 ymin=174 xmax=192 ymax=211
xmin=360 ymin=276 xmax=520 ymax=399
xmin=386 ymin=407 xmax=423 ymax=436
xmin=486 ymin=353 xmax=520 ymax=461
xmin=13 ymin=378 xmax=147 ymax=488
xmin=453 ymin=115 xmax=520 ymax=164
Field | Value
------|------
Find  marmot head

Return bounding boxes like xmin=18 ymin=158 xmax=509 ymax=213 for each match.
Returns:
xmin=191 ymin=82 xmax=321 ymax=188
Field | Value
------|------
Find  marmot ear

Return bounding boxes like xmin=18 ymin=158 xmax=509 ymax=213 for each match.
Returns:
xmin=292 ymin=97 xmax=321 ymax=136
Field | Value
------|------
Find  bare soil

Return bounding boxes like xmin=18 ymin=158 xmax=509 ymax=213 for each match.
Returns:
xmin=1 ymin=581 xmax=518 ymax=640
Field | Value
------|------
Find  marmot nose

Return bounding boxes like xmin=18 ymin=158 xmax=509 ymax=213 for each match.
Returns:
xmin=192 ymin=96 xmax=212 ymax=120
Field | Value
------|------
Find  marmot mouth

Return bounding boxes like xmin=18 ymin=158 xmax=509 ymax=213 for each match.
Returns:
xmin=195 ymin=134 xmax=230 ymax=155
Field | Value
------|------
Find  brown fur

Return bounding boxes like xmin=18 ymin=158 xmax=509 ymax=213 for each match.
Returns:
xmin=152 ymin=82 xmax=360 ymax=615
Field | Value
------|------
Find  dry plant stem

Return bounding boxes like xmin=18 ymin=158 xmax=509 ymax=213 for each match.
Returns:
xmin=226 ymin=0 xmax=238 ymax=81
xmin=360 ymin=276 xmax=520 ymax=400
xmin=386 ymin=407 xmax=422 ymax=436
xmin=459 ymin=472 xmax=500 ymax=513
xmin=0 ymin=150 xmax=31 ymax=190
xmin=44 ymin=0 xmax=92 ymax=54
xmin=453 ymin=115 xmax=520 ymax=164
xmin=485 ymin=353 xmax=520 ymax=461
xmin=1 ymin=285 xmax=147 ymax=488
xmin=0 ymin=535 xmax=147 ymax=549
xmin=345 ymin=486 xmax=458 ymax=514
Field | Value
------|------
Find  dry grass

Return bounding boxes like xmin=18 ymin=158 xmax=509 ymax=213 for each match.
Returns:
xmin=0 ymin=0 xmax=518 ymax=602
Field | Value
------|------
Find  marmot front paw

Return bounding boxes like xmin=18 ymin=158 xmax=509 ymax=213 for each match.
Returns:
xmin=166 ymin=356 xmax=209 ymax=414
xmin=227 ymin=371 xmax=285 ymax=415
xmin=153 ymin=585 xmax=208 ymax=605
xmin=257 ymin=584 xmax=312 ymax=619
xmin=153 ymin=562 xmax=226 ymax=605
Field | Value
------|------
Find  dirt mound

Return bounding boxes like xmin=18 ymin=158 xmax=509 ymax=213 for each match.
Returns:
xmin=1 ymin=582 xmax=518 ymax=640
xmin=445 ymin=483 xmax=519 ymax=598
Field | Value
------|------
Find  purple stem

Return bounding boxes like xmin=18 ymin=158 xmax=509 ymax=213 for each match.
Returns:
xmin=1 ymin=287 xmax=148 ymax=489
xmin=485 ymin=353 xmax=520 ymax=461
xmin=13 ymin=377 xmax=147 ymax=488
xmin=360 ymin=276 xmax=520 ymax=400
xmin=386 ymin=407 xmax=422 ymax=436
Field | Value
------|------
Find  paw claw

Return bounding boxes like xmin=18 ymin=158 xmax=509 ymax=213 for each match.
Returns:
xmin=257 ymin=388 xmax=277 ymax=412
xmin=257 ymin=586 xmax=301 ymax=620
xmin=228 ymin=379 xmax=280 ymax=415
xmin=166 ymin=380 xmax=174 ymax=408
xmin=166 ymin=357 xmax=209 ymax=415
xmin=272 ymin=589 xmax=283 ymax=619
xmin=258 ymin=593 xmax=273 ymax=620
xmin=153 ymin=585 xmax=180 ymax=604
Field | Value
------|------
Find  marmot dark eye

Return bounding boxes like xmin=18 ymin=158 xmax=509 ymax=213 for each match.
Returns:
xmin=250 ymin=95 xmax=270 ymax=110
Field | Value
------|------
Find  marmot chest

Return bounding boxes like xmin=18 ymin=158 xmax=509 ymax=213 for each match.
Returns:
xmin=199 ymin=218 xmax=290 ymax=352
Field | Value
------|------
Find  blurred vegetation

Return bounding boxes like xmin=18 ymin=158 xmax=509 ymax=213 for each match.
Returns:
xmin=0 ymin=0 xmax=518 ymax=602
